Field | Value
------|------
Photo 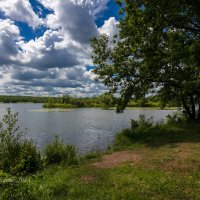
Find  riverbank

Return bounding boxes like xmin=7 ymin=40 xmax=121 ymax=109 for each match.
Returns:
xmin=1 ymin=119 xmax=200 ymax=199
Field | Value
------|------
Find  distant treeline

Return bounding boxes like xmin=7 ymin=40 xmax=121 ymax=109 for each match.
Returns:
xmin=0 ymin=94 xmax=179 ymax=108
xmin=0 ymin=95 xmax=49 ymax=103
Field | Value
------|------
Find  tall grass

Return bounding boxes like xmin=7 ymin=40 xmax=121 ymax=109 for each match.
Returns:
xmin=115 ymin=113 xmax=200 ymax=150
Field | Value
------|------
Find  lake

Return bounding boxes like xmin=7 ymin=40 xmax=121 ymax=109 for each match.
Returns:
xmin=0 ymin=104 xmax=176 ymax=154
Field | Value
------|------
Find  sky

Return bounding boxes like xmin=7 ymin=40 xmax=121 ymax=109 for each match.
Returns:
xmin=0 ymin=0 xmax=120 ymax=97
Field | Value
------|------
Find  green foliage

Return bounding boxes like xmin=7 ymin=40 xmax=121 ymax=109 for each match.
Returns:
xmin=115 ymin=114 xmax=200 ymax=151
xmin=166 ymin=112 xmax=187 ymax=125
xmin=0 ymin=108 xmax=42 ymax=175
xmin=136 ymin=114 xmax=153 ymax=130
xmin=11 ymin=140 xmax=42 ymax=174
xmin=130 ymin=119 xmax=139 ymax=129
xmin=43 ymin=103 xmax=77 ymax=109
xmin=91 ymin=1 xmax=200 ymax=120
xmin=43 ymin=93 xmax=117 ymax=109
xmin=0 ymin=95 xmax=48 ymax=103
xmin=44 ymin=136 xmax=77 ymax=166
xmin=43 ymin=94 xmax=177 ymax=109
xmin=115 ymin=115 xmax=154 ymax=149
xmin=130 ymin=114 xmax=153 ymax=133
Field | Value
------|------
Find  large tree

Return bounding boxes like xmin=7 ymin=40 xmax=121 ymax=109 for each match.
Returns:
xmin=91 ymin=0 xmax=200 ymax=120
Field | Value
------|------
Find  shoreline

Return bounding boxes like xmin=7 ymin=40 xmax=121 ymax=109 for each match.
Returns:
xmin=1 ymin=120 xmax=200 ymax=199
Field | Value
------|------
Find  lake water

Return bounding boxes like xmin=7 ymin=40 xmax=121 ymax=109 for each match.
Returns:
xmin=0 ymin=104 xmax=176 ymax=154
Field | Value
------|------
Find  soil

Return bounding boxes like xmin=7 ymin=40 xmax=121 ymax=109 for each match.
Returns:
xmin=92 ymin=151 xmax=140 ymax=168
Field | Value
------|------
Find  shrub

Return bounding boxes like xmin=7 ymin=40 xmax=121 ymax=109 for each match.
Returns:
xmin=130 ymin=114 xmax=153 ymax=132
xmin=166 ymin=112 xmax=186 ymax=124
xmin=137 ymin=114 xmax=153 ymax=129
xmin=44 ymin=136 xmax=77 ymax=166
xmin=0 ymin=108 xmax=42 ymax=175
xmin=131 ymin=119 xmax=139 ymax=129
xmin=11 ymin=140 xmax=42 ymax=174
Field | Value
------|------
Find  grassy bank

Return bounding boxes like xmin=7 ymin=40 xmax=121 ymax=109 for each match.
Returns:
xmin=1 ymin=116 xmax=200 ymax=199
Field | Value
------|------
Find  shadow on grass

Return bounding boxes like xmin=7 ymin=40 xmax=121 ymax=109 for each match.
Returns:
xmin=116 ymin=122 xmax=200 ymax=148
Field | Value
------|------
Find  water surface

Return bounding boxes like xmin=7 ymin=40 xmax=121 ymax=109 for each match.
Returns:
xmin=0 ymin=104 xmax=176 ymax=154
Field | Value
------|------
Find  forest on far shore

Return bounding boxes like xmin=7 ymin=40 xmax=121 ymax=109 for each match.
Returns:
xmin=0 ymin=95 xmax=179 ymax=109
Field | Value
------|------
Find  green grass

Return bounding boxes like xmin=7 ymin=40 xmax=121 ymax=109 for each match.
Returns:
xmin=2 ymin=161 xmax=200 ymax=199
xmin=1 ymin=121 xmax=200 ymax=199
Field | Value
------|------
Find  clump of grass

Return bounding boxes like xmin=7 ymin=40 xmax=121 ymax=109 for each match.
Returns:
xmin=0 ymin=171 xmax=52 ymax=200
xmin=44 ymin=136 xmax=77 ymax=166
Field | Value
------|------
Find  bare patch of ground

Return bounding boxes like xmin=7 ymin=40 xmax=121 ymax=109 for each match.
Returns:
xmin=92 ymin=151 xmax=140 ymax=168
xmin=164 ymin=143 xmax=199 ymax=171
xmin=137 ymin=143 xmax=200 ymax=172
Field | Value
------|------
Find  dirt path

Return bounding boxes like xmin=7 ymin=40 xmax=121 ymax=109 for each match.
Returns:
xmin=92 ymin=151 xmax=140 ymax=168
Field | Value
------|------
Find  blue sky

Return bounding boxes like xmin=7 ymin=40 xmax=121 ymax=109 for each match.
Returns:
xmin=0 ymin=0 xmax=120 ymax=96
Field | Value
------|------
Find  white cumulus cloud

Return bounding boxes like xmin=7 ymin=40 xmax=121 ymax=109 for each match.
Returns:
xmin=0 ymin=19 xmax=22 ymax=65
xmin=99 ymin=17 xmax=119 ymax=37
xmin=0 ymin=0 xmax=119 ymax=96
xmin=0 ymin=0 xmax=43 ymax=28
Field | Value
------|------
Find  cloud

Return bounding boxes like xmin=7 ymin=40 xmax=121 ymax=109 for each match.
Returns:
xmin=13 ymin=79 xmax=83 ymax=88
xmin=40 ymin=0 xmax=99 ymax=44
xmin=99 ymin=17 xmax=119 ymax=37
xmin=0 ymin=0 xmax=43 ymax=28
xmin=0 ymin=0 xmax=118 ymax=96
xmin=19 ymin=30 xmax=80 ymax=69
xmin=0 ymin=19 xmax=22 ymax=65
xmin=12 ymin=68 xmax=59 ymax=81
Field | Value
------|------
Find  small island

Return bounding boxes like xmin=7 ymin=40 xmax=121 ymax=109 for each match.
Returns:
xmin=43 ymin=94 xmax=178 ymax=110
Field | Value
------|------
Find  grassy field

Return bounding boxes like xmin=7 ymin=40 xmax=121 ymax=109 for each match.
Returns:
xmin=1 ymin=121 xmax=200 ymax=199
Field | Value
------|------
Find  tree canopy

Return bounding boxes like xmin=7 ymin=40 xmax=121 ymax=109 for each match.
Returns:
xmin=91 ymin=0 xmax=200 ymax=120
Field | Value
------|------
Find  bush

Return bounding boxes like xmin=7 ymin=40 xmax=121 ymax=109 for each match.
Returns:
xmin=0 ymin=108 xmax=42 ymax=175
xmin=166 ymin=112 xmax=186 ymax=124
xmin=130 ymin=114 xmax=153 ymax=132
xmin=44 ymin=136 xmax=77 ymax=166
xmin=131 ymin=119 xmax=139 ymax=129
xmin=11 ymin=140 xmax=42 ymax=174
xmin=137 ymin=114 xmax=153 ymax=129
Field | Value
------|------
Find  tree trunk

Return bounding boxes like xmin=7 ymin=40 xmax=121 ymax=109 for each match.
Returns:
xmin=181 ymin=97 xmax=194 ymax=120
xmin=198 ymin=104 xmax=200 ymax=120
xmin=190 ymin=95 xmax=196 ymax=120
